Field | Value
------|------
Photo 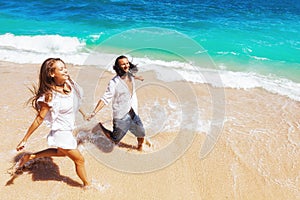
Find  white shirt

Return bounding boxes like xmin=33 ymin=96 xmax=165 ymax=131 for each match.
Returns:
xmin=101 ymin=75 xmax=138 ymax=119
xmin=37 ymin=80 xmax=83 ymax=131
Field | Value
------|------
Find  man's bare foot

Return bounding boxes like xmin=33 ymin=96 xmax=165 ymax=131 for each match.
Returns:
xmin=137 ymin=138 xmax=144 ymax=151
xmin=145 ymin=138 xmax=152 ymax=147
xmin=98 ymin=123 xmax=117 ymax=144
xmin=137 ymin=144 xmax=143 ymax=151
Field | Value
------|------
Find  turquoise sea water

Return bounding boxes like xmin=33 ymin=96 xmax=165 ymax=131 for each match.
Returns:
xmin=0 ymin=0 xmax=300 ymax=99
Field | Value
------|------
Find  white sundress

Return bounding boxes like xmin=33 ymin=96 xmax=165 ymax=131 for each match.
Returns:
xmin=37 ymin=80 xmax=83 ymax=149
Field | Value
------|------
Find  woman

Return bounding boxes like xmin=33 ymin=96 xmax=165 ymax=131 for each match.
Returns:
xmin=16 ymin=58 xmax=90 ymax=188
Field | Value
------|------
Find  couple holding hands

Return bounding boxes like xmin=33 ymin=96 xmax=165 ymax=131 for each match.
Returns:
xmin=15 ymin=55 xmax=149 ymax=189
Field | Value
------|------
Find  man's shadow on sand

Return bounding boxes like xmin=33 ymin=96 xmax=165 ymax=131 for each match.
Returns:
xmin=77 ymin=122 xmax=139 ymax=153
xmin=6 ymin=152 xmax=82 ymax=188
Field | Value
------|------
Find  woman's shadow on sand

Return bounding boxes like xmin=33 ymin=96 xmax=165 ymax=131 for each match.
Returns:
xmin=6 ymin=123 xmax=137 ymax=187
xmin=6 ymin=152 xmax=82 ymax=188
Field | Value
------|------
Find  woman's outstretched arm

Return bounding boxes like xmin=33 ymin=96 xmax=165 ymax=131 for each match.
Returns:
xmin=16 ymin=102 xmax=50 ymax=151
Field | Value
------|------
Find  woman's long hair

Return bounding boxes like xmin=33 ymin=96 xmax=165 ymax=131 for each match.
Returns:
xmin=28 ymin=58 xmax=65 ymax=112
xmin=113 ymin=55 xmax=138 ymax=77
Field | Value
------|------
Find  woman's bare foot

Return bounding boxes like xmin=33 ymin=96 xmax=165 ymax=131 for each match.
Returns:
xmin=82 ymin=183 xmax=93 ymax=191
xmin=15 ymin=153 xmax=31 ymax=169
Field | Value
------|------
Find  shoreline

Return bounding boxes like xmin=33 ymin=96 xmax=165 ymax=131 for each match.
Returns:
xmin=1 ymin=59 xmax=300 ymax=103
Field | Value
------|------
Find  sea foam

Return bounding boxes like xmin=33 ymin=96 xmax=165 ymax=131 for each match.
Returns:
xmin=0 ymin=33 xmax=89 ymax=64
xmin=1 ymin=33 xmax=300 ymax=102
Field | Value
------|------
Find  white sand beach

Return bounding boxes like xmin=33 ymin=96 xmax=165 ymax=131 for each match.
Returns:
xmin=1 ymin=61 xmax=300 ymax=200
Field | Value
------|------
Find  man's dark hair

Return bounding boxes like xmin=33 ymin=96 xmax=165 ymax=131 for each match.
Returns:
xmin=113 ymin=55 xmax=138 ymax=76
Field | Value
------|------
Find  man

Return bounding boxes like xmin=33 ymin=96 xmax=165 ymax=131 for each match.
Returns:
xmin=88 ymin=55 xmax=146 ymax=151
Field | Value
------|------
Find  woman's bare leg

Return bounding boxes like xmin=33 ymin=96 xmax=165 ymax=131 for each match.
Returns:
xmin=17 ymin=148 xmax=65 ymax=168
xmin=58 ymin=148 xmax=90 ymax=187
xmin=17 ymin=148 xmax=90 ymax=187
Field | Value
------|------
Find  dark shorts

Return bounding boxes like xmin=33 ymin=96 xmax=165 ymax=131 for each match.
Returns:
xmin=111 ymin=110 xmax=145 ymax=143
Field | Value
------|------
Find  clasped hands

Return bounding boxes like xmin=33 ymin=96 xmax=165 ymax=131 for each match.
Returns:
xmin=83 ymin=111 xmax=96 ymax=121
xmin=79 ymin=108 xmax=96 ymax=121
